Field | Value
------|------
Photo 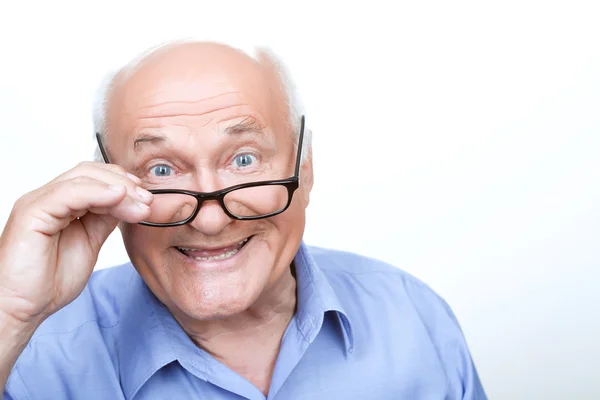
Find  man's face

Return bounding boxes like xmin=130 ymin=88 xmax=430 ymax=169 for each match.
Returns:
xmin=105 ymin=44 xmax=313 ymax=323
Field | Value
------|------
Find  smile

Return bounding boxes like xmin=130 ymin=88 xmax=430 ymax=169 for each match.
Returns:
xmin=176 ymin=237 xmax=251 ymax=261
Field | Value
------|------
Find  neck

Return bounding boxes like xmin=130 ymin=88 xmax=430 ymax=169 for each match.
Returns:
xmin=175 ymin=265 xmax=297 ymax=394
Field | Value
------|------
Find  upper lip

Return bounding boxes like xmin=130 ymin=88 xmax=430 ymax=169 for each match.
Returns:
xmin=175 ymin=237 xmax=250 ymax=251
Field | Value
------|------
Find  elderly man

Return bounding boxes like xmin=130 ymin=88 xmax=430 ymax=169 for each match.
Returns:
xmin=0 ymin=41 xmax=486 ymax=399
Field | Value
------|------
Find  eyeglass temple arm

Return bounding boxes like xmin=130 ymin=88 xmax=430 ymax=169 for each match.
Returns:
xmin=294 ymin=115 xmax=306 ymax=178
xmin=96 ymin=132 xmax=111 ymax=164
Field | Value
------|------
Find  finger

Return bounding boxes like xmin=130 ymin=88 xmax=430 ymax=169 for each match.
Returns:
xmin=50 ymin=162 xmax=151 ymax=206
xmin=51 ymin=161 xmax=141 ymax=184
xmin=24 ymin=177 xmax=151 ymax=236
xmin=78 ymin=212 xmax=120 ymax=260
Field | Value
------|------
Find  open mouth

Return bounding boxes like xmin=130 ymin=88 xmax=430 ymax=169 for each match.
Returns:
xmin=176 ymin=236 xmax=252 ymax=261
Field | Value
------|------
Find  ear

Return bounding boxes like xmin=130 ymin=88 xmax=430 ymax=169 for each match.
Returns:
xmin=300 ymin=151 xmax=314 ymax=206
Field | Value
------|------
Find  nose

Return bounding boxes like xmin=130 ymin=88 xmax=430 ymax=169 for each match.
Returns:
xmin=187 ymin=198 xmax=233 ymax=235
xmin=185 ymin=171 xmax=235 ymax=235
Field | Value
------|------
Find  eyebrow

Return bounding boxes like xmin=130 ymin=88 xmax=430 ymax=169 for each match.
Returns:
xmin=133 ymin=133 xmax=168 ymax=151
xmin=224 ymin=116 xmax=266 ymax=136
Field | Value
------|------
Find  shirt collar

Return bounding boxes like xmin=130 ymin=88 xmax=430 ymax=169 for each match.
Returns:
xmin=293 ymin=242 xmax=355 ymax=353
xmin=116 ymin=241 xmax=354 ymax=398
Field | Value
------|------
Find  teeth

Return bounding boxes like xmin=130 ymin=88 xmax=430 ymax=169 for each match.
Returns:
xmin=193 ymin=248 xmax=239 ymax=261
xmin=177 ymin=237 xmax=250 ymax=261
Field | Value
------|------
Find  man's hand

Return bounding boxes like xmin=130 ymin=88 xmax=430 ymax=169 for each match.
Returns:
xmin=0 ymin=162 xmax=152 ymax=325
xmin=0 ymin=161 xmax=152 ymax=389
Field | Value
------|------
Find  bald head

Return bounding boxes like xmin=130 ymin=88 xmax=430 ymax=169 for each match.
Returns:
xmin=118 ymin=42 xmax=265 ymax=82
xmin=93 ymin=40 xmax=310 ymax=162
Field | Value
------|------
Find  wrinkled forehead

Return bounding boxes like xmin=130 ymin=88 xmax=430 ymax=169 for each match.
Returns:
xmin=105 ymin=44 xmax=288 ymax=144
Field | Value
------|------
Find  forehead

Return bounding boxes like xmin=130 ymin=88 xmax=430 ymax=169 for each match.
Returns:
xmin=106 ymin=43 xmax=286 ymax=142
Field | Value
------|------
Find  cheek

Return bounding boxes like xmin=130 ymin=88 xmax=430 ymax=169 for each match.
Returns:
xmin=271 ymin=198 xmax=304 ymax=233
xmin=119 ymin=223 xmax=171 ymax=266
xmin=120 ymin=223 xmax=147 ymax=247
xmin=267 ymin=193 xmax=307 ymax=254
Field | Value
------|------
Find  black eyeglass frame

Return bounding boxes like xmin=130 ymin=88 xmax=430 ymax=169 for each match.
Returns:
xmin=95 ymin=115 xmax=306 ymax=227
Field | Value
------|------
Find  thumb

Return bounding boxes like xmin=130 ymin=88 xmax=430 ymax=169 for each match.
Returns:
xmin=79 ymin=213 xmax=121 ymax=257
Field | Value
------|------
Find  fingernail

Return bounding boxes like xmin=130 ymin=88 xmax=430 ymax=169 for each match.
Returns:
xmin=136 ymin=186 xmax=153 ymax=203
xmin=135 ymin=201 xmax=150 ymax=211
xmin=126 ymin=172 xmax=142 ymax=183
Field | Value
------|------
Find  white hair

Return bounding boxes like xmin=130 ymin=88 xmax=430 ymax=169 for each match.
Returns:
xmin=92 ymin=40 xmax=311 ymax=164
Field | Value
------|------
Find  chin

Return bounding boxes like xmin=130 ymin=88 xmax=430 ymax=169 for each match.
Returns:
xmin=160 ymin=235 xmax=277 ymax=320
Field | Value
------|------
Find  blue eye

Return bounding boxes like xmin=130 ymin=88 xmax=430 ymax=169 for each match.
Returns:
xmin=151 ymin=165 xmax=173 ymax=177
xmin=234 ymin=154 xmax=256 ymax=168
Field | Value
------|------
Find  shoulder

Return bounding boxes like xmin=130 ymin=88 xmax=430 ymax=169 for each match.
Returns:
xmin=308 ymin=245 xmax=465 ymax=350
xmin=308 ymin=244 xmax=449 ymax=313
xmin=31 ymin=262 xmax=137 ymax=338
xmin=308 ymin=244 xmax=464 ymax=341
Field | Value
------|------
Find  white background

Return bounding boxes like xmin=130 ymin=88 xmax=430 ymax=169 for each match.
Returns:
xmin=1 ymin=1 xmax=599 ymax=398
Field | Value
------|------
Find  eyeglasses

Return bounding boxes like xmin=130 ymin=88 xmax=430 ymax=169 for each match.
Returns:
xmin=95 ymin=116 xmax=305 ymax=227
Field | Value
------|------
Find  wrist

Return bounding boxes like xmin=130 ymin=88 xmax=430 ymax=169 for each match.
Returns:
xmin=0 ymin=308 xmax=39 ymax=347
xmin=0 ymin=286 xmax=48 ymax=329
xmin=0 ymin=308 xmax=39 ymax=392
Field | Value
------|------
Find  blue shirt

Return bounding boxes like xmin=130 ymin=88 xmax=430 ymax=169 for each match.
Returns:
xmin=4 ymin=243 xmax=486 ymax=399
